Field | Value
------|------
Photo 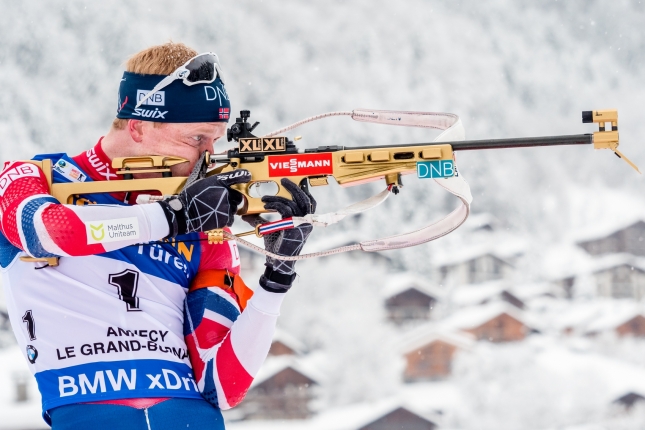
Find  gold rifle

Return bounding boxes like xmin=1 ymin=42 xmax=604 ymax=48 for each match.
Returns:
xmin=20 ymin=109 xmax=635 ymax=265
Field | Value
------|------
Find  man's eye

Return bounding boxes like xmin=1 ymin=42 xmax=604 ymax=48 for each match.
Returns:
xmin=192 ymin=135 xmax=203 ymax=142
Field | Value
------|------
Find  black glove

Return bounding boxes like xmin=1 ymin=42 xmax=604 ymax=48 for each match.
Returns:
xmin=159 ymin=170 xmax=251 ymax=237
xmin=243 ymin=178 xmax=316 ymax=293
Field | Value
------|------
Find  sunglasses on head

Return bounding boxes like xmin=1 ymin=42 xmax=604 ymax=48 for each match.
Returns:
xmin=135 ymin=52 xmax=226 ymax=108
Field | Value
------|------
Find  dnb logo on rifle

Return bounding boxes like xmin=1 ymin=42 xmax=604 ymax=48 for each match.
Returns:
xmin=268 ymin=153 xmax=334 ymax=177
xmin=416 ymin=160 xmax=455 ymax=179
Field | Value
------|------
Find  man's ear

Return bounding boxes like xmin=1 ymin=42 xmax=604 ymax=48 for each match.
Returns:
xmin=128 ymin=120 xmax=145 ymax=143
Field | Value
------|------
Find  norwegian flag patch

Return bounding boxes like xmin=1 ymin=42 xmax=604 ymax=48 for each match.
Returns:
xmin=219 ymin=107 xmax=230 ymax=120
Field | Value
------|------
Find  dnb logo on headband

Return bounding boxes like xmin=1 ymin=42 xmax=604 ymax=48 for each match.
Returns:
xmin=137 ymin=90 xmax=165 ymax=106
xmin=117 ymin=72 xmax=231 ymax=123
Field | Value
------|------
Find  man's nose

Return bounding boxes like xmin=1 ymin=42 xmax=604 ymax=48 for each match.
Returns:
xmin=201 ymin=141 xmax=215 ymax=154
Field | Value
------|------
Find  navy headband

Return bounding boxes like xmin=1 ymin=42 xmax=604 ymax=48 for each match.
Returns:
xmin=116 ymin=71 xmax=231 ymax=123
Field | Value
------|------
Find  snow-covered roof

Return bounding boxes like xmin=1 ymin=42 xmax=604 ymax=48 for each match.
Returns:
xmin=539 ymin=242 xmax=596 ymax=281
xmin=590 ymin=253 xmax=645 ymax=274
xmin=432 ymin=239 xmax=524 ymax=268
xmin=449 ymin=280 xmax=511 ymax=307
xmin=462 ymin=212 xmax=501 ymax=232
xmin=537 ymin=344 xmax=645 ymax=403
xmin=399 ymin=326 xmax=475 ymax=354
xmin=381 ymin=273 xmax=445 ymax=300
xmin=251 ymin=355 xmax=323 ymax=388
xmin=540 ymin=250 xmax=645 ymax=282
xmin=439 ymin=302 xmax=532 ymax=331
xmin=584 ymin=305 xmax=644 ymax=334
xmin=350 ymin=403 xmax=438 ymax=430
xmin=511 ymin=282 xmax=557 ymax=300
xmin=551 ymin=299 xmax=645 ymax=334
xmin=226 ymin=383 xmax=458 ymax=430
xmin=272 ymin=328 xmax=306 ymax=355
xmin=574 ymin=216 xmax=645 ymax=244
xmin=552 ymin=301 xmax=608 ymax=333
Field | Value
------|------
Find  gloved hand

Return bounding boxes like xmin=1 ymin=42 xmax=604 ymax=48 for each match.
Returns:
xmin=159 ymin=170 xmax=251 ymax=237
xmin=243 ymin=178 xmax=316 ymax=293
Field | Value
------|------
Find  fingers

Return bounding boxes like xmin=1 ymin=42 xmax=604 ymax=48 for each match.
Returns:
xmin=262 ymin=197 xmax=297 ymax=218
xmin=280 ymin=178 xmax=313 ymax=216
xmin=242 ymin=214 xmax=268 ymax=227
xmin=226 ymin=190 xmax=244 ymax=226
xmin=228 ymin=189 xmax=244 ymax=208
xmin=302 ymin=185 xmax=317 ymax=213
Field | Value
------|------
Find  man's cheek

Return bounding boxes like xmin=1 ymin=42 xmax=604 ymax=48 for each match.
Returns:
xmin=170 ymin=159 xmax=198 ymax=177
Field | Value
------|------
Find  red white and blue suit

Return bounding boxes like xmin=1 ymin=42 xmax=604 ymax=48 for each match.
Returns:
xmin=0 ymin=141 xmax=282 ymax=424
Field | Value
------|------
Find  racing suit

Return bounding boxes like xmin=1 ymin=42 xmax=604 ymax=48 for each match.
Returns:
xmin=0 ymin=141 xmax=281 ymax=427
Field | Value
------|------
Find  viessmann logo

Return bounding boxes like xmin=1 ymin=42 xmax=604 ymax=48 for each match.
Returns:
xmin=268 ymin=153 xmax=333 ymax=177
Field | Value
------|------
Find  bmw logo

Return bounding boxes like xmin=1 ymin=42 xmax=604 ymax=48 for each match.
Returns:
xmin=26 ymin=345 xmax=38 ymax=364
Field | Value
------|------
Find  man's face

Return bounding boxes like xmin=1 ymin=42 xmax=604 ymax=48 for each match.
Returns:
xmin=137 ymin=121 xmax=228 ymax=176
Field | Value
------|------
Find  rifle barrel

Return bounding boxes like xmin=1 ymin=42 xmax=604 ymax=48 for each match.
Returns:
xmin=355 ymin=133 xmax=593 ymax=152
xmin=451 ymin=133 xmax=593 ymax=151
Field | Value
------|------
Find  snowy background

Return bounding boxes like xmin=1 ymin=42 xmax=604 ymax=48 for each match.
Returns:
xmin=1 ymin=0 xmax=645 ymax=429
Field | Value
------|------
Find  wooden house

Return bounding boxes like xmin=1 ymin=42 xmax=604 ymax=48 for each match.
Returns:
xmin=452 ymin=281 xmax=526 ymax=310
xmin=465 ymin=313 xmax=526 ymax=342
xmin=241 ymin=358 xmax=318 ymax=420
xmin=615 ymin=315 xmax=645 ymax=337
xmin=357 ymin=407 xmax=438 ymax=430
xmin=268 ymin=329 xmax=305 ymax=357
xmin=578 ymin=220 xmax=645 ymax=256
xmin=383 ymin=275 xmax=443 ymax=324
xmin=443 ymin=303 xmax=530 ymax=343
xmin=585 ymin=310 xmax=645 ymax=338
xmin=436 ymin=251 xmax=514 ymax=285
xmin=401 ymin=330 xmax=474 ymax=382
xmin=480 ymin=290 xmax=526 ymax=309
xmin=613 ymin=392 xmax=645 ymax=410
xmin=593 ymin=256 xmax=645 ymax=301
xmin=554 ymin=302 xmax=603 ymax=337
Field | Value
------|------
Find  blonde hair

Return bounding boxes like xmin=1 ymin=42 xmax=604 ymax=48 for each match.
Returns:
xmin=112 ymin=42 xmax=198 ymax=130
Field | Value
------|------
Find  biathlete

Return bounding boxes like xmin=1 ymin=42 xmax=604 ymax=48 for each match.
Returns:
xmin=0 ymin=42 xmax=314 ymax=429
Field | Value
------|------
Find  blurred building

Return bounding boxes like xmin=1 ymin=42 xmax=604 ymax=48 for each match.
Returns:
xmin=584 ymin=311 xmax=645 ymax=338
xmin=357 ymin=406 xmax=438 ymax=430
xmin=613 ymin=392 xmax=645 ymax=411
xmin=592 ymin=255 xmax=645 ymax=301
xmin=240 ymin=357 xmax=318 ymax=420
xmin=442 ymin=303 xmax=530 ymax=343
xmin=577 ymin=220 xmax=645 ymax=256
xmin=268 ymin=328 xmax=305 ymax=357
xmin=383 ymin=274 xmax=443 ymax=325
xmin=401 ymin=330 xmax=474 ymax=381
xmin=450 ymin=281 xmax=525 ymax=310
xmin=436 ymin=251 xmax=514 ymax=285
